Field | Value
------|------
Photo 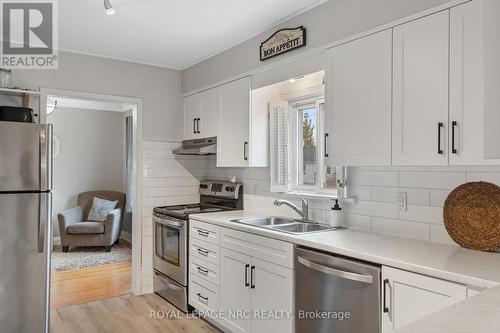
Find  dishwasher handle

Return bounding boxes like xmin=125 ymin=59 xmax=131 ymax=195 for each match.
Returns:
xmin=297 ymin=256 xmax=373 ymax=284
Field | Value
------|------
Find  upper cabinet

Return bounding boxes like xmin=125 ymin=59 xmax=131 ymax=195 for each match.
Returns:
xmin=218 ymin=77 xmax=252 ymax=167
xmin=183 ymin=89 xmax=219 ymax=140
xmin=200 ymin=88 xmax=220 ymax=139
xmin=182 ymin=76 xmax=268 ymax=167
xmin=449 ymin=0 xmax=500 ymax=164
xmin=325 ymin=29 xmax=392 ymax=166
xmin=392 ymin=11 xmax=450 ymax=166
xmin=183 ymin=93 xmax=202 ymax=140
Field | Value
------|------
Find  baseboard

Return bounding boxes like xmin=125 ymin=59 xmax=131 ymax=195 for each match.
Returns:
xmin=120 ymin=231 xmax=132 ymax=243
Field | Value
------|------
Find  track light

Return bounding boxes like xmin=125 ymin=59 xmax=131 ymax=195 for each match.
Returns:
xmin=104 ymin=0 xmax=115 ymax=15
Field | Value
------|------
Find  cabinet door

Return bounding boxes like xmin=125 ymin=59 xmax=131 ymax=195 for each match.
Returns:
xmin=251 ymin=258 xmax=293 ymax=333
xmin=326 ymin=29 xmax=392 ymax=166
xmin=218 ymin=76 xmax=251 ymax=167
xmin=449 ymin=1 xmax=500 ymax=165
xmin=382 ymin=266 xmax=466 ymax=332
xmin=392 ymin=11 xmax=449 ymax=165
xmin=200 ymin=88 xmax=220 ymax=138
xmin=183 ymin=94 xmax=201 ymax=140
xmin=220 ymin=248 xmax=252 ymax=333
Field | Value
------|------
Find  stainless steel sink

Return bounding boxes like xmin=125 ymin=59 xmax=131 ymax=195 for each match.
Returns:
xmin=231 ymin=217 xmax=296 ymax=226
xmin=269 ymin=223 xmax=337 ymax=234
xmin=230 ymin=217 xmax=341 ymax=234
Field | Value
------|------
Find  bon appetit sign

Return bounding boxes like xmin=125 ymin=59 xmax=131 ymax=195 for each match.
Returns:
xmin=260 ymin=26 xmax=306 ymax=61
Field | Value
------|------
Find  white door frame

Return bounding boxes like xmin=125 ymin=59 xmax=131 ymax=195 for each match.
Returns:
xmin=40 ymin=87 xmax=144 ymax=295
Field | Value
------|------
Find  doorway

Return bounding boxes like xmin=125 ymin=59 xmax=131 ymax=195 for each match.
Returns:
xmin=40 ymin=88 xmax=143 ymax=308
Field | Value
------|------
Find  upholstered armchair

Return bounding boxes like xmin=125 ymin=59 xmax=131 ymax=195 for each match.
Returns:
xmin=57 ymin=191 xmax=126 ymax=252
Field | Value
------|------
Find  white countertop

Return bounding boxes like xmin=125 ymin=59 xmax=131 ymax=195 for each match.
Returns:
xmin=190 ymin=210 xmax=500 ymax=333
xmin=191 ymin=210 xmax=500 ymax=289
xmin=394 ymin=285 xmax=500 ymax=333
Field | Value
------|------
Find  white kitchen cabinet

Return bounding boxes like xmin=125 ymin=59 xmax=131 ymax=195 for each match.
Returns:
xmin=382 ymin=266 xmax=467 ymax=332
xmin=251 ymin=257 xmax=293 ymax=333
xmin=200 ymin=88 xmax=220 ymax=138
xmin=392 ymin=11 xmax=450 ymax=166
xmin=325 ymin=29 xmax=392 ymax=166
xmin=183 ymin=88 xmax=220 ymax=140
xmin=218 ymin=76 xmax=251 ymax=167
xmin=449 ymin=0 xmax=500 ymax=164
xmin=183 ymin=93 xmax=202 ymax=140
xmin=220 ymin=248 xmax=252 ymax=333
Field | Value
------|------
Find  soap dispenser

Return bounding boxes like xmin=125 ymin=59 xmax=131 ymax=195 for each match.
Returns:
xmin=330 ymin=199 xmax=344 ymax=228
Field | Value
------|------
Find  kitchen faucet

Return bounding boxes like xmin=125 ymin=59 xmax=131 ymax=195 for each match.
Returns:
xmin=274 ymin=194 xmax=310 ymax=222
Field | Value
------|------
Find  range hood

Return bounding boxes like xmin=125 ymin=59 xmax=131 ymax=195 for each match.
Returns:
xmin=173 ymin=137 xmax=217 ymax=155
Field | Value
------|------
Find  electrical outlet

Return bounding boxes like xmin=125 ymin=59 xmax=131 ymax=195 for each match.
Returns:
xmin=397 ymin=192 xmax=407 ymax=211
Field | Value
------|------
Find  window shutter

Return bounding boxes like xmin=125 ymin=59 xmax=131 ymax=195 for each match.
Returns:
xmin=270 ymin=102 xmax=288 ymax=192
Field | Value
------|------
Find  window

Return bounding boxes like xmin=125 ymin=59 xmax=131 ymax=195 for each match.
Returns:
xmin=290 ymin=98 xmax=335 ymax=193
xmin=268 ymin=70 xmax=339 ymax=195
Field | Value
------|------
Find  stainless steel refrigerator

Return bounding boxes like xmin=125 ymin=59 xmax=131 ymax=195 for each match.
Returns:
xmin=0 ymin=122 xmax=52 ymax=333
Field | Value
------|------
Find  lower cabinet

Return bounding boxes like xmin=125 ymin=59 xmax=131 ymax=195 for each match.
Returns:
xmin=188 ymin=220 xmax=294 ymax=333
xmin=382 ymin=266 xmax=467 ymax=332
xmin=220 ymin=248 xmax=293 ymax=333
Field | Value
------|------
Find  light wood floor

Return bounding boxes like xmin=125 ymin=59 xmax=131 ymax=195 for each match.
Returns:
xmin=50 ymin=293 xmax=220 ymax=333
xmin=51 ymin=261 xmax=132 ymax=308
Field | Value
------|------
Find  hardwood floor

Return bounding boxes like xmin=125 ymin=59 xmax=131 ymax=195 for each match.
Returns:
xmin=50 ymin=293 xmax=220 ymax=333
xmin=51 ymin=261 xmax=132 ymax=308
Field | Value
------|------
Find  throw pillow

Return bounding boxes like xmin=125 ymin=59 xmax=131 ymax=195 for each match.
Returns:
xmin=87 ymin=197 xmax=118 ymax=222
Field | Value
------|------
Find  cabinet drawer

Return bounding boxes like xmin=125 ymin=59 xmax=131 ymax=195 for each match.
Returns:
xmin=221 ymin=227 xmax=294 ymax=269
xmin=190 ymin=237 xmax=219 ymax=266
xmin=189 ymin=274 xmax=219 ymax=312
xmin=190 ymin=219 xmax=220 ymax=245
xmin=190 ymin=257 xmax=220 ymax=286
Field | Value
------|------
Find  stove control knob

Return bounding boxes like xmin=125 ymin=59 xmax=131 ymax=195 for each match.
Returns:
xmin=200 ymin=184 xmax=208 ymax=189
xmin=226 ymin=186 xmax=235 ymax=192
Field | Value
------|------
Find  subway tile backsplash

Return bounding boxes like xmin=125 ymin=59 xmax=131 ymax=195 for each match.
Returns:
xmin=140 ymin=146 xmax=500 ymax=292
xmin=206 ymin=159 xmax=500 ymax=246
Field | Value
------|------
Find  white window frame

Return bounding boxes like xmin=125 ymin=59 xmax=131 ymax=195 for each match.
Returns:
xmin=288 ymin=96 xmax=337 ymax=195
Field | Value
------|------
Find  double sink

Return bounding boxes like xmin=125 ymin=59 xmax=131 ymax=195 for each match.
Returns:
xmin=230 ymin=217 xmax=341 ymax=234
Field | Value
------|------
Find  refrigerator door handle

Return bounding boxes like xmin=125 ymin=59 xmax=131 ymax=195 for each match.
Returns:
xmin=39 ymin=124 xmax=53 ymax=191
xmin=38 ymin=193 xmax=51 ymax=253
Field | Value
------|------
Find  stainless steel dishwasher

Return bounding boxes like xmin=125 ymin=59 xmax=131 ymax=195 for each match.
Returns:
xmin=295 ymin=246 xmax=381 ymax=333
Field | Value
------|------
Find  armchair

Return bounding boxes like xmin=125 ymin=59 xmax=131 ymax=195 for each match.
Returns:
xmin=57 ymin=191 xmax=126 ymax=252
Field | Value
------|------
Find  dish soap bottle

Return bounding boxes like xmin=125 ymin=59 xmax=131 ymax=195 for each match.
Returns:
xmin=330 ymin=199 xmax=344 ymax=228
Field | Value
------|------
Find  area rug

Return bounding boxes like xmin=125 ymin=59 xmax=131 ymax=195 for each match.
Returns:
xmin=51 ymin=243 xmax=132 ymax=272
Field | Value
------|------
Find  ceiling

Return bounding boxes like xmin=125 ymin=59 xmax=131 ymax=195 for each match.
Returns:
xmin=59 ymin=0 xmax=325 ymax=70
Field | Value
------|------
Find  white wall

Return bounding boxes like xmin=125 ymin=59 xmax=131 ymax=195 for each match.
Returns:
xmin=48 ymin=107 xmax=125 ymax=237
xmin=182 ymin=0 xmax=453 ymax=93
xmin=10 ymin=51 xmax=182 ymax=141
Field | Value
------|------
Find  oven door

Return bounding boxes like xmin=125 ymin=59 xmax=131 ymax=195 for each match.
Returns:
xmin=153 ymin=215 xmax=187 ymax=285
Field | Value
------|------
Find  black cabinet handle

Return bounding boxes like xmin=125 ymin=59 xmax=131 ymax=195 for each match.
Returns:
xmin=243 ymin=141 xmax=248 ymax=161
xmin=324 ymin=133 xmax=329 ymax=157
xmin=196 ymin=293 xmax=208 ymax=302
xmin=197 ymin=266 xmax=209 ymax=275
xmin=383 ymin=279 xmax=389 ymax=313
xmin=437 ymin=122 xmax=444 ymax=155
xmin=452 ymin=121 xmax=457 ymax=154
xmin=250 ymin=265 xmax=255 ymax=289
xmin=197 ymin=229 xmax=209 ymax=237
xmin=244 ymin=264 xmax=250 ymax=287
xmin=193 ymin=118 xmax=197 ymax=134
xmin=196 ymin=118 xmax=201 ymax=134
xmin=197 ymin=248 xmax=209 ymax=256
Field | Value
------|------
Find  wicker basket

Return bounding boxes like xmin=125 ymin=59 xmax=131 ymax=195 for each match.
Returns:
xmin=443 ymin=182 xmax=500 ymax=252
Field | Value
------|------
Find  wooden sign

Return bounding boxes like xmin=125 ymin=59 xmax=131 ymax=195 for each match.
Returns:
xmin=260 ymin=26 xmax=306 ymax=61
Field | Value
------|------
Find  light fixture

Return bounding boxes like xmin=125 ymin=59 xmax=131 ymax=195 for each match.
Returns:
xmin=104 ymin=0 xmax=115 ymax=15
xmin=47 ymin=98 xmax=57 ymax=115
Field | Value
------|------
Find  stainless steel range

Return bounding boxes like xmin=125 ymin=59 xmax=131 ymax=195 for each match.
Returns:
xmin=153 ymin=180 xmax=243 ymax=312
